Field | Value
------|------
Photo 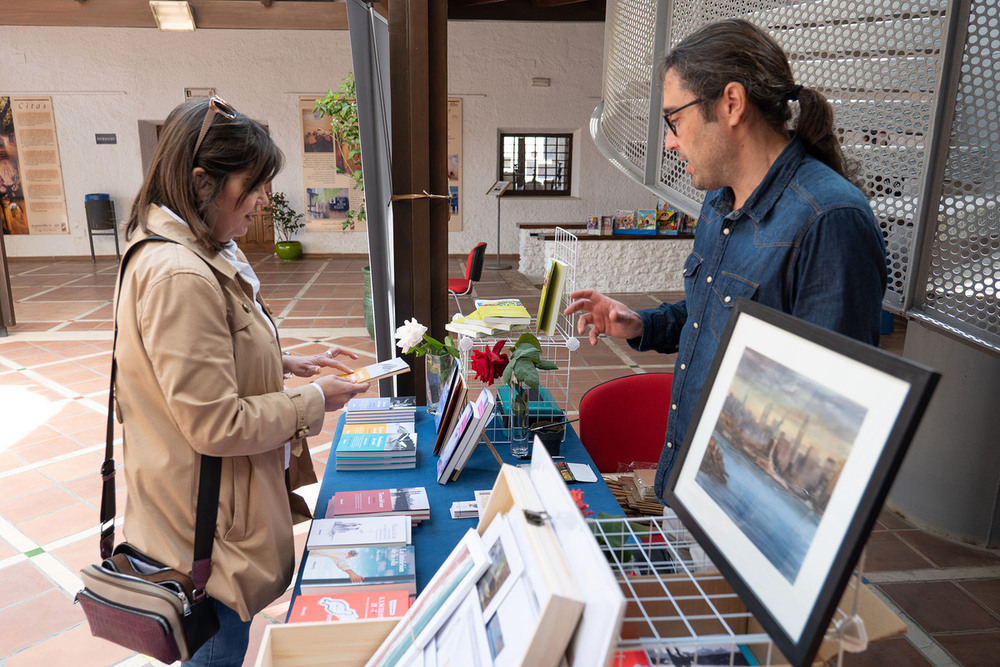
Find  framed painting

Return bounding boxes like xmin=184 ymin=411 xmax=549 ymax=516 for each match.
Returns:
xmin=664 ymin=299 xmax=939 ymax=666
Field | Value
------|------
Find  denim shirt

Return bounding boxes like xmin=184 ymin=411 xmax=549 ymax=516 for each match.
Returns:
xmin=629 ymin=138 xmax=887 ymax=503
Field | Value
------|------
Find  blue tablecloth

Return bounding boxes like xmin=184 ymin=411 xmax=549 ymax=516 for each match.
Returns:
xmin=292 ymin=407 xmax=622 ymax=599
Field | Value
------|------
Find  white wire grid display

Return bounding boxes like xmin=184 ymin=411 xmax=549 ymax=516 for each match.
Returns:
xmin=458 ymin=228 xmax=579 ymax=445
xmin=593 ymin=515 xmax=869 ymax=667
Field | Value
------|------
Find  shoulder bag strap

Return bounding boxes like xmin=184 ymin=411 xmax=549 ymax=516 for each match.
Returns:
xmin=100 ymin=235 xmax=221 ymax=597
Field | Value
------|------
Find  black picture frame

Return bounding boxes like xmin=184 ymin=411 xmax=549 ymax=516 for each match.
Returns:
xmin=664 ymin=299 xmax=939 ymax=666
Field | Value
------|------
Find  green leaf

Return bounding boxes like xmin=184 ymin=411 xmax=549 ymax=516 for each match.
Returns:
xmin=514 ymin=333 xmax=541 ymax=350
xmin=535 ymin=360 xmax=558 ymax=370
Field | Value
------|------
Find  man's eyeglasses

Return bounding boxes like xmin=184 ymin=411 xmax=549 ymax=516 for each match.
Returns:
xmin=192 ymin=96 xmax=238 ymax=158
xmin=662 ymin=98 xmax=702 ymax=137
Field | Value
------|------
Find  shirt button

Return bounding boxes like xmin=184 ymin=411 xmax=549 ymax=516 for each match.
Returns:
xmin=666 ymin=442 xmax=673 ymax=449
xmin=723 ymin=228 xmax=731 ymax=235
xmin=706 ymin=276 xmax=713 ymax=284
xmin=724 ymin=296 xmax=731 ymax=303
xmin=680 ymin=363 xmax=686 ymax=370
xmin=671 ymin=404 xmax=677 ymax=410
xmin=692 ymin=322 xmax=699 ymax=329
xmin=242 ymin=303 xmax=251 ymax=313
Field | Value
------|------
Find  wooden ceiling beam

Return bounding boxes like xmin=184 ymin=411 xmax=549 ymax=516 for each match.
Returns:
xmin=1 ymin=0 xmax=348 ymax=30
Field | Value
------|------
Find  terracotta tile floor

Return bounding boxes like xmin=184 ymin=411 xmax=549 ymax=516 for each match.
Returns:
xmin=2 ymin=252 xmax=998 ymax=666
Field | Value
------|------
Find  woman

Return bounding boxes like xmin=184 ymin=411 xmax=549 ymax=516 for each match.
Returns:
xmin=117 ymin=97 xmax=369 ymax=666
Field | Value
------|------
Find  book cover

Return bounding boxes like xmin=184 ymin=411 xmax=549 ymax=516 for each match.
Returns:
xmin=449 ymin=388 xmax=496 ymax=476
xmin=300 ymin=545 xmax=416 ymax=595
xmin=327 ymin=487 xmax=430 ymax=520
xmin=335 ymin=459 xmax=416 ymax=471
xmin=288 ymin=590 xmax=411 ymax=623
xmin=335 ymin=426 xmax=417 ymax=458
xmin=306 ymin=515 xmax=412 ymax=549
xmin=345 ymin=396 xmax=416 ymax=413
xmin=635 ymin=209 xmax=657 ymax=231
xmin=535 ymin=258 xmax=567 ymax=337
xmin=434 ymin=372 xmax=469 ymax=455
xmin=341 ymin=357 xmax=410 ymax=384
xmin=586 ymin=215 xmax=601 ymax=236
xmin=613 ymin=210 xmax=636 ymax=234
xmin=436 ymin=402 xmax=476 ymax=484
xmin=600 ymin=215 xmax=614 ymax=236
xmin=474 ymin=298 xmax=531 ymax=325
xmin=449 ymin=315 xmax=494 ymax=335
xmin=445 ymin=321 xmax=487 ymax=338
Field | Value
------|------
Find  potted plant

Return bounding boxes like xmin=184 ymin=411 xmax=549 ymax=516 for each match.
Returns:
xmin=264 ymin=191 xmax=305 ymax=261
xmin=313 ymin=72 xmax=365 ymax=231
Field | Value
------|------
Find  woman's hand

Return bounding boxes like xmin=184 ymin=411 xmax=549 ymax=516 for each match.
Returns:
xmin=283 ymin=346 xmax=360 ymax=377
xmin=314 ymin=374 xmax=370 ymax=411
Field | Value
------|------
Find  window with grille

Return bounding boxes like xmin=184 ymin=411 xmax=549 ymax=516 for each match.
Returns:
xmin=498 ymin=133 xmax=573 ymax=196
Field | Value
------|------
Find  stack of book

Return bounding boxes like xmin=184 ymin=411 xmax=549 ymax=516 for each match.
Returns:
xmin=344 ymin=396 xmax=416 ymax=424
xmin=335 ymin=421 xmax=417 ymax=470
xmin=445 ymin=298 xmax=531 ymax=338
xmin=326 ymin=487 xmax=431 ymax=525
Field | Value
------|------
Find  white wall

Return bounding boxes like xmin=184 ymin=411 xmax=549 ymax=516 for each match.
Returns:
xmin=1 ymin=21 xmax=653 ymax=258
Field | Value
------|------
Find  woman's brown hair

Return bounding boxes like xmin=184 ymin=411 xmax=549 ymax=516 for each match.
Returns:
xmin=126 ymin=99 xmax=283 ymax=252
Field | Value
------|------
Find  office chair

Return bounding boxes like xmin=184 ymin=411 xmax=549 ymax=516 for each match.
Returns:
xmin=578 ymin=372 xmax=674 ymax=474
xmin=448 ymin=242 xmax=487 ymax=313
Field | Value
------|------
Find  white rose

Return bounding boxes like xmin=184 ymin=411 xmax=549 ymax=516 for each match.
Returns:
xmin=394 ymin=318 xmax=427 ymax=352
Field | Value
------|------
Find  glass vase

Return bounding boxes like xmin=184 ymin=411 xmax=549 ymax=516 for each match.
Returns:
xmin=510 ymin=382 xmax=531 ymax=459
xmin=424 ymin=352 xmax=454 ymax=414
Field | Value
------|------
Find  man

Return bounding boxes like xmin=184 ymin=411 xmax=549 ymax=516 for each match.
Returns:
xmin=565 ymin=19 xmax=886 ymax=504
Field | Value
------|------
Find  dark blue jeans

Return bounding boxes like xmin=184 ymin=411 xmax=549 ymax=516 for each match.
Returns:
xmin=181 ymin=599 xmax=252 ymax=667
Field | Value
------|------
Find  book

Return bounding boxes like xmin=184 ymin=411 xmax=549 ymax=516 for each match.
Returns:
xmin=306 ymin=516 xmax=412 ymax=549
xmin=288 ymin=590 xmax=411 ymax=623
xmin=300 ymin=545 xmax=416 ymax=595
xmin=434 ymin=365 xmax=461 ymax=433
xmin=366 ymin=529 xmax=491 ymax=667
xmin=613 ymin=209 xmax=636 ymax=233
xmin=535 ymin=257 xmax=567 ymax=337
xmin=334 ymin=459 xmax=416 ymax=471
xmin=600 ymin=215 xmax=614 ymax=236
xmin=448 ymin=388 xmax=496 ymax=477
xmin=344 ymin=396 xmax=416 ymax=423
xmin=433 ymin=371 xmax=468 ymax=455
xmin=635 ymin=208 xmax=657 ymax=234
xmin=587 ymin=215 xmax=601 ymax=236
xmin=474 ymin=298 xmax=531 ymax=325
xmin=335 ymin=425 xmax=417 ymax=458
xmin=340 ymin=357 xmax=410 ymax=383
xmin=445 ymin=320 xmax=488 ymax=338
xmin=465 ymin=309 xmax=526 ymax=332
xmin=437 ymin=388 xmax=496 ymax=484
xmin=448 ymin=315 xmax=495 ymax=335
xmin=327 ymin=487 xmax=431 ymax=523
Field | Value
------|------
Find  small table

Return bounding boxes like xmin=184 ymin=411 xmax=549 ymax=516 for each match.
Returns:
xmin=293 ymin=407 xmax=623 ymax=599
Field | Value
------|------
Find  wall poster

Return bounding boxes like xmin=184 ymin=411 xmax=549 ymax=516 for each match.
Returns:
xmin=447 ymin=97 xmax=462 ymax=231
xmin=299 ymin=96 xmax=363 ymax=233
xmin=1 ymin=96 xmax=69 ymax=235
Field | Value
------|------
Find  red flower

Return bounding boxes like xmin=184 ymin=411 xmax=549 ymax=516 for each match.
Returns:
xmin=470 ymin=340 xmax=509 ymax=386
xmin=570 ymin=488 xmax=593 ymax=517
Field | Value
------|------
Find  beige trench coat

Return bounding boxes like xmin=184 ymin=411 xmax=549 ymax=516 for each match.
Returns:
xmin=115 ymin=207 xmax=323 ymax=620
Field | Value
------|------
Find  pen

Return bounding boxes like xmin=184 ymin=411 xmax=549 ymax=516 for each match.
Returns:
xmin=527 ymin=417 xmax=580 ymax=433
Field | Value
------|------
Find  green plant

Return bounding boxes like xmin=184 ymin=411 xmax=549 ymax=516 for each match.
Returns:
xmin=263 ymin=191 xmax=305 ymax=243
xmin=313 ymin=72 xmax=365 ymax=231
xmin=501 ymin=333 xmax=558 ymax=392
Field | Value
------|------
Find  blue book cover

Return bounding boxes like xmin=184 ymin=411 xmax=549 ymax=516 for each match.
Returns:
xmin=301 ymin=545 xmax=416 ymax=594
xmin=336 ymin=426 xmax=417 ymax=458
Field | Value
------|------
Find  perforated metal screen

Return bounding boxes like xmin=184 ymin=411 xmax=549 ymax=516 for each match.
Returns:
xmin=592 ymin=0 xmax=1000 ymax=353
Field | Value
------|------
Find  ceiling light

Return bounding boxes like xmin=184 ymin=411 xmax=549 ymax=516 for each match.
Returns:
xmin=149 ymin=1 xmax=196 ymax=32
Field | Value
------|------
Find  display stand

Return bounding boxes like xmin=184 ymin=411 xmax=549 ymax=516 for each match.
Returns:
xmin=484 ymin=180 xmax=511 ymax=270
xmin=449 ymin=432 xmax=503 ymax=482
xmin=459 ymin=227 xmax=579 ymax=447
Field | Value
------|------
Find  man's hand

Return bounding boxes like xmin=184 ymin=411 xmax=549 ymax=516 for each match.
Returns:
xmin=284 ymin=346 xmax=360 ymax=377
xmin=563 ymin=289 xmax=644 ymax=345
xmin=315 ymin=375 xmax=370 ymax=411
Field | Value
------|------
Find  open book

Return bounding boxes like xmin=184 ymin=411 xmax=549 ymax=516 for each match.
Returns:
xmin=341 ymin=357 xmax=410 ymax=383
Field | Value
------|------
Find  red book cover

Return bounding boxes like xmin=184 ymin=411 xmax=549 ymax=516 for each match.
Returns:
xmin=326 ymin=487 xmax=430 ymax=519
xmin=288 ymin=590 xmax=411 ymax=623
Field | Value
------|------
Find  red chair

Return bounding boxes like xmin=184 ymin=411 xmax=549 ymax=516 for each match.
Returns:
xmin=448 ymin=242 xmax=487 ymax=313
xmin=577 ymin=373 xmax=673 ymax=474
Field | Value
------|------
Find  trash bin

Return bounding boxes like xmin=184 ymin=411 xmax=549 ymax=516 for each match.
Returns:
xmin=84 ymin=193 xmax=116 ymax=230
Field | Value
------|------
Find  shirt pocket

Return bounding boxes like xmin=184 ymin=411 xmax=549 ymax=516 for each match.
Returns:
xmin=708 ymin=271 xmax=759 ymax=340
xmin=682 ymin=252 xmax=702 ymax=295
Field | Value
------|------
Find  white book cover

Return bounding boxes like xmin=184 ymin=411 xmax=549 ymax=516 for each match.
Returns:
xmin=306 ymin=515 xmax=412 ymax=549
